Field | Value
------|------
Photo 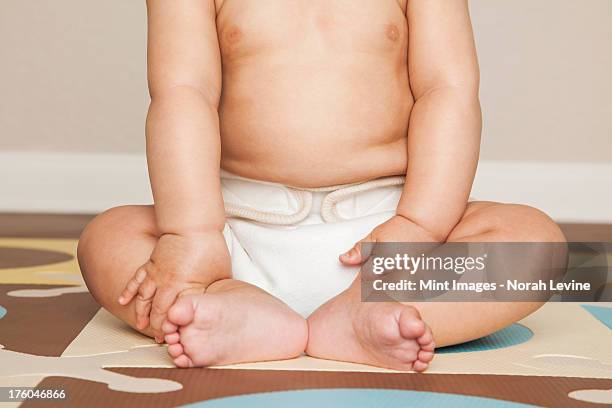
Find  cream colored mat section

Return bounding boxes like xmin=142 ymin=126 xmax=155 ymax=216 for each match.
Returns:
xmin=0 ymin=238 xmax=81 ymax=285
xmin=63 ymin=302 xmax=612 ymax=379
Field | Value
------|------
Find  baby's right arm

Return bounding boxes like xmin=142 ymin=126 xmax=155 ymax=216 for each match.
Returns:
xmin=146 ymin=0 xmax=224 ymax=236
xmin=118 ymin=0 xmax=230 ymax=340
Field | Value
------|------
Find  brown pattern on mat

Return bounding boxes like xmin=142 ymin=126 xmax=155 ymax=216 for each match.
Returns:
xmin=0 ymin=285 xmax=99 ymax=356
xmin=28 ymin=368 xmax=612 ymax=407
xmin=0 ymin=247 xmax=73 ymax=269
xmin=0 ymin=213 xmax=94 ymax=239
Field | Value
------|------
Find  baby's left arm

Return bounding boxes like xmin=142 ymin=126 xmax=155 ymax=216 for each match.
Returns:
xmin=341 ymin=0 xmax=481 ymax=263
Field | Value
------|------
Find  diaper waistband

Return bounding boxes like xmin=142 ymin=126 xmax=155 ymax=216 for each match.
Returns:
xmin=221 ymin=170 xmax=404 ymax=225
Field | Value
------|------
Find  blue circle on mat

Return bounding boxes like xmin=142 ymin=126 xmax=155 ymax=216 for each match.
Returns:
xmin=184 ymin=389 xmax=534 ymax=407
xmin=437 ymin=323 xmax=533 ymax=354
xmin=0 ymin=306 xmax=6 ymax=319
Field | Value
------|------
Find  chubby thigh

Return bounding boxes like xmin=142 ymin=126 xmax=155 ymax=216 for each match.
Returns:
xmin=223 ymin=211 xmax=395 ymax=318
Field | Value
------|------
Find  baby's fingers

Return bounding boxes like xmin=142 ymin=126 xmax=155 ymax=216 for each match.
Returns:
xmin=340 ymin=242 xmax=363 ymax=265
xmin=340 ymin=233 xmax=375 ymax=266
xmin=340 ymin=238 xmax=367 ymax=266
xmin=118 ymin=268 xmax=147 ymax=305
xmin=135 ymin=277 xmax=157 ymax=331
xmin=149 ymin=287 xmax=178 ymax=337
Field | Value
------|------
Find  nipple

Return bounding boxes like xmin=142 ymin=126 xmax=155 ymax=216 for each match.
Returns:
xmin=226 ymin=26 xmax=242 ymax=43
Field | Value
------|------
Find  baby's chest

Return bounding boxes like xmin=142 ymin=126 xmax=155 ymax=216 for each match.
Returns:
xmin=216 ymin=0 xmax=408 ymax=58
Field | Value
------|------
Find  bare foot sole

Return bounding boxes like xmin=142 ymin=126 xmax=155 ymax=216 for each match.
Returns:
xmin=306 ymin=288 xmax=435 ymax=372
xmin=162 ymin=282 xmax=307 ymax=367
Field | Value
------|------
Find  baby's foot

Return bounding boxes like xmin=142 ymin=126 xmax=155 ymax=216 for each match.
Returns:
xmin=306 ymin=288 xmax=435 ymax=372
xmin=162 ymin=282 xmax=307 ymax=367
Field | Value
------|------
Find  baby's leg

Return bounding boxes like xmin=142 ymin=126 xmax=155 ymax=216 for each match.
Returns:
xmin=78 ymin=205 xmax=307 ymax=365
xmin=307 ymin=202 xmax=565 ymax=371
xmin=78 ymin=205 xmax=160 ymax=337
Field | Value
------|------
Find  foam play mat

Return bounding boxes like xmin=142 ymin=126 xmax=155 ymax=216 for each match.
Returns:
xmin=0 ymin=237 xmax=611 ymax=407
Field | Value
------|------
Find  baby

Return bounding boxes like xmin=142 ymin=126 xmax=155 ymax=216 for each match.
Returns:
xmin=78 ymin=0 xmax=565 ymax=372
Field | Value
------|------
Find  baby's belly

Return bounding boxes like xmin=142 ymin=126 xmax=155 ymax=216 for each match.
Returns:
xmin=219 ymin=58 xmax=413 ymax=187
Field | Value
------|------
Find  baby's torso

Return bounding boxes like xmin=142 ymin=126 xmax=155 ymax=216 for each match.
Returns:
xmin=215 ymin=0 xmax=414 ymax=187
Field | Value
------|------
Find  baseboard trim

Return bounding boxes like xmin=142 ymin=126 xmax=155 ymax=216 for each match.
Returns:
xmin=1 ymin=152 xmax=611 ymax=223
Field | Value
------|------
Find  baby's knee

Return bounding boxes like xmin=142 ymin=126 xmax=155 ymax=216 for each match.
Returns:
xmin=79 ymin=206 xmax=126 ymax=268
xmin=77 ymin=206 xmax=151 ymax=284
xmin=467 ymin=203 xmax=565 ymax=243
xmin=497 ymin=204 xmax=566 ymax=243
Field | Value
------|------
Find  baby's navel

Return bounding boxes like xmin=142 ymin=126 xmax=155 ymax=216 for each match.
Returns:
xmin=386 ymin=24 xmax=400 ymax=42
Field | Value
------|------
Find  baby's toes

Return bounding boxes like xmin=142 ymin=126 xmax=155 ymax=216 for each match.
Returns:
xmin=398 ymin=307 xmax=426 ymax=340
xmin=412 ymin=359 xmax=429 ymax=373
xmin=162 ymin=319 xmax=178 ymax=335
xmin=167 ymin=343 xmax=184 ymax=358
xmin=164 ymin=332 xmax=180 ymax=345
xmin=167 ymin=296 xmax=197 ymax=327
xmin=418 ymin=349 xmax=434 ymax=364
xmin=173 ymin=353 xmax=194 ymax=368
xmin=417 ymin=326 xmax=435 ymax=352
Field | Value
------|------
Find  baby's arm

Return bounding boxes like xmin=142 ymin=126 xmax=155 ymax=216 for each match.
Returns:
xmin=118 ymin=0 xmax=230 ymax=339
xmin=341 ymin=0 xmax=481 ymax=261
xmin=398 ymin=0 xmax=481 ymax=240
xmin=146 ymin=0 xmax=224 ymax=236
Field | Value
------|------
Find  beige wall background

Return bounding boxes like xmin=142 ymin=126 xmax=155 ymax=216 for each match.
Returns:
xmin=1 ymin=0 xmax=611 ymax=162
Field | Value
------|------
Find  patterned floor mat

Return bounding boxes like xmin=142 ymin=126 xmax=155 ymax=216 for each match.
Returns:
xmin=1 ymin=237 xmax=611 ymax=407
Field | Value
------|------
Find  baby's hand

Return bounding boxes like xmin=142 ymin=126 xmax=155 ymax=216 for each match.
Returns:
xmin=340 ymin=215 xmax=441 ymax=266
xmin=118 ymin=231 xmax=231 ymax=341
